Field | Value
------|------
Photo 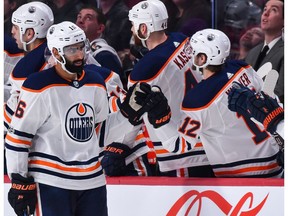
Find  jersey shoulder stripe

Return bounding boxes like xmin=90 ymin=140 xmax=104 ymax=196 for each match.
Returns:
xmin=11 ymin=41 xmax=47 ymax=79
xmin=130 ymin=33 xmax=188 ymax=82
xmin=4 ymin=34 xmax=24 ymax=55
xmin=22 ymin=67 xmax=106 ymax=92
xmin=182 ymin=60 xmax=250 ymax=109
xmin=84 ymin=64 xmax=112 ymax=81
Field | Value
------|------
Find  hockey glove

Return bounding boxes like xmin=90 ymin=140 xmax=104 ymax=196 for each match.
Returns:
xmin=130 ymin=45 xmax=149 ymax=60
xmin=135 ymin=83 xmax=171 ymax=128
xmin=8 ymin=173 xmax=37 ymax=216
xmin=228 ymin=82 xmax=255 ymax=116
xmin=247 ymin=91 xmax=284 ymax=133
xmin=101 ymin=142 xmax=131 ymax=176
xmin=119 ymin=82 xmax=146 ymax=125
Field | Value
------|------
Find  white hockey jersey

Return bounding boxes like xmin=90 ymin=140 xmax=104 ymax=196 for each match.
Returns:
xmin=128 ymin=33 xmax=210 ymax=173
xmin=156 ymin=60 xmax=283 ymax=177
xmin=5 ymin=67 xmax=139 ymax=190
xmin=4 ymin=41 xmax=49 ymax=131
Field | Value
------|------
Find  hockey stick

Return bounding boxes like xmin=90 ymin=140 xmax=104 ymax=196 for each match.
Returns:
xmin=261 ymin=69 xmax=279 ymax=97
xmin=256 ymin=62 xmax=272 ymax=79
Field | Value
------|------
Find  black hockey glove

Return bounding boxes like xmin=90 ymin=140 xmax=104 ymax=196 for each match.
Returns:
xmin=119 ymin=82 xmax=146 ymax=126
xmin=130 ymin=45 xmax=149 ymax=59
xmin=101 ymin=142 xmax=131 ymax=176
xmin=8 ymin=173 xmax=37 ymax=216
xmin=228 ymin=82 xmax=255 ymax=116
xmin=247 ymin=91 xmax=284 ymax=133
xmin=135 ymin=83 xmax=171 ymax=128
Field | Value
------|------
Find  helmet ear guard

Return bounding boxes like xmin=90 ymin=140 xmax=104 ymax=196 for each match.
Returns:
xmin=129 ymin=0 xmax=168 ymax=46
xmin=12 ymin=1 xmax=54 ymax=50
xmin=190 ymin=29 xmax=231 ymax=71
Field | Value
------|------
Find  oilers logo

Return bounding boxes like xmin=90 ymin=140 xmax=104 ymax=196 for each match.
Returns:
xmin=65 ymin=103 xmax=94 ymax=142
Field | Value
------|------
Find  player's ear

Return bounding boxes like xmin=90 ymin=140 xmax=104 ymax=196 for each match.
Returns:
xmin=51 ymin=48 xmax=63 ymax=62
xmin=25 ymin=28 xmax=35 ymax=41
xmin=198 ymin=53 xmax=208 ymax=66
xmin=139 ymin=23 xmax=148 ymax=35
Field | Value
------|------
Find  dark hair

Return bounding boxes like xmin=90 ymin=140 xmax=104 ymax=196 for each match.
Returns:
xmin=206 ymin=64 xmax=224 ymax=73
xmin=80 ymin=4 xmax=107 ymax=25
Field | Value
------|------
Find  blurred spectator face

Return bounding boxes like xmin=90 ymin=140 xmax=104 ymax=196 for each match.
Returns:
xmin=240 ymin=27 xmax=264 ymax=49
xmin=261 ymin=0 xmax=284 ymax=33
xmin=76 ymin=8 xmax=104 ymax=41
xmin=172 ymin=0 xmax=186 ymax=5
xmin=4 ymin=0 xmax=16 ymax=19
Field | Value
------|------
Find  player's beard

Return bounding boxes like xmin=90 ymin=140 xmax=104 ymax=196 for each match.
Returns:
xmin=64 ymin=58 xmax=84 ymax=75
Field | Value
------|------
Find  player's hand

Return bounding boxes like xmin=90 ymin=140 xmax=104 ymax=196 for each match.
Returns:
xmin=135 ymin=83 xmax=171 ymax=128
xmin=119 ymin=82 xmax=146 ymax=125
xmin=101 ymin=142 xmax=131 ymax=176
xmin=8 ymin=173 xmax=37 ymax=216
xmin=247 ymin=91 xmax=284 ymax=133
xmin=228 ymin=82 xmax=255 ymax=116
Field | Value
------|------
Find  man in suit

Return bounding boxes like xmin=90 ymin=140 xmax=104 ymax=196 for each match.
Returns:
xmin=245 ymin=0 xmax=284 ymax=103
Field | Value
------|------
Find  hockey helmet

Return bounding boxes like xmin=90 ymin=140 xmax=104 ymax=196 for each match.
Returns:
xmin=47 ymin=21 xmax=87 ymax=55
xmin=190 ymin=29 xmax=231 ymax=69
xmin=129 ymin=0 xmax=168 ymax=38
xmin=12 ymin=1 xmax=54 ymax=42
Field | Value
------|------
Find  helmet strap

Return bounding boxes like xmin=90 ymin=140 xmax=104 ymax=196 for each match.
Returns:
xmin=136 ymin=28 xmax=150 ymax=48
xmin=20 ymin=29 xmax=37 ymax=52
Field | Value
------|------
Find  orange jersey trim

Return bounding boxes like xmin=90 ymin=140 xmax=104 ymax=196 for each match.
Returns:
xmin=22 ymin=83 xmax=106 ymax=93
xmin=182 ymin=65 xmax=250 ymax=111
xmin=214 ymin=163 xmax=279 ymax=176
xmin=4 ymin=50 xmax=24 ymax=57
xmin=6 ymin=134 xmax=32 ymax=146
xmin=29 ymin=160 xmax=101 ymax=173
xmin=129 ymin=38 xmax=189 ymax=84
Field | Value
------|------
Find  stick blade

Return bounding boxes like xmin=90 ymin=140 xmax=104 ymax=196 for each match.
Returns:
xmin=256 ymin=62 xmax=272 ymax=79
xmin=262 ymin=69 xmax=279 ymax=97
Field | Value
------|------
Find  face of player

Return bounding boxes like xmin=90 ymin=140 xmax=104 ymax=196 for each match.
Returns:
xmin=76 ymin=9 xmax=103 ymax=41
xmin=240 ymin=27 xmax=264 ymax=49
xmin=261 ymin=0 xmax=284 ymax=34
xmin=11 ymin=24 xmax=24 ymax=49
xmin=63 ymin=42 xmax=85 ymax=74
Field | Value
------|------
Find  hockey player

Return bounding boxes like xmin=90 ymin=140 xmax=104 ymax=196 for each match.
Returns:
xmin=5 ymin=21 xmax=144 ymax=216
xmin=4 ymin=1 xmax=54 ymax=131
xmin=127 ymin=0 xmax=213 ymax=177
xmin=228 ymin=82 xmax=284 ymax=169
xmin=136 ymin=29 xmax=283 ymax=178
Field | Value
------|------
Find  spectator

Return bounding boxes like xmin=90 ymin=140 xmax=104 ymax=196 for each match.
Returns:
xmin=236 ymin=26 xmax=264 ymax=60
xmin=4 ymin=0 xmax=27 ymax=36
xmin=245 ymin=0 xmax=284 ymax=103
xmin=221 ymin=0 xmax=262 ymax=59
xmin=98 ymin=0 xmax=132 ymax=53
xmin=163 ymin=0 xmax=211 ymax=37
xmin=76 ymin=5 xmax=125 ymax=83
xmin=137 ymin=28 xmax=283 ymax=178
xmin=52 ymin=0 xmax=83 ymax=23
